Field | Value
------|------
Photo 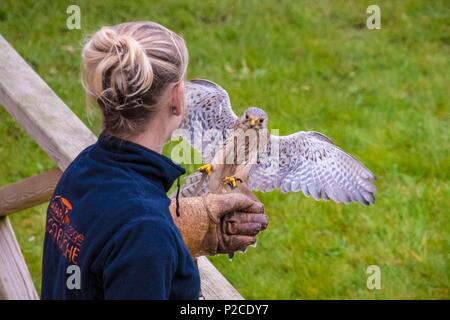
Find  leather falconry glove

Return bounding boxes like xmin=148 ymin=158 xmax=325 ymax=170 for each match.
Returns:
xmin=169 ymin=192 xmax=268 ymax=258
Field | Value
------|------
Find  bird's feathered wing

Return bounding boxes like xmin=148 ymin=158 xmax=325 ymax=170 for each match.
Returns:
xmin=248 ymin=132 xmax=376 ymax=205
xmin=177 ymin=79 xmax=376 ymax=205
xmin=176 ymin=79 xmax=238 ymax=163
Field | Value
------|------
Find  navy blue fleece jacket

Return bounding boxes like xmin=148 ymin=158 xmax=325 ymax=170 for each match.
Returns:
xmin=41 ymin=131 xmax=200 ymax=299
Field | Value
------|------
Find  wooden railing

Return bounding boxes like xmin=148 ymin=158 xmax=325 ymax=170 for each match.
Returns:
xmin=0 ymin=34 xmax=242 ymax=300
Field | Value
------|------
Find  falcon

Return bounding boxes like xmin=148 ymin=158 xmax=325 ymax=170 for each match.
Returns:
xmin=175 ymin=79 xmax=376 ymax=205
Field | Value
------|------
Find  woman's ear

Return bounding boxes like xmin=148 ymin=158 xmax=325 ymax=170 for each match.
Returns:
xmin=170 ymin=81 xmax=185 ymax=116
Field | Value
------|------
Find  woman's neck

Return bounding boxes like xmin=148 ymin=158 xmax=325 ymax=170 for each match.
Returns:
xmin=128 ymin=131 xmax=165 ymax=154
xmin=119 ymin=120 xmax=167 ymax=154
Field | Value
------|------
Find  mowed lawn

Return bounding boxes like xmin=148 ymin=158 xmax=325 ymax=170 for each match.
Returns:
xmin=0 ymin=0 xmax=449 ymax=299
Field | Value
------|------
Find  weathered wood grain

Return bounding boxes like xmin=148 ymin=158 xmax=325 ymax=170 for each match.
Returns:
xmin=0 ymin=168 xmax=62 ymax=217
xmin=0 ymin=217 xmax=38 ymax=299
xmin=0 ymin=35 xmax=97 ymax=171
xmin=198 ymin=256 xmax=243 ymax=300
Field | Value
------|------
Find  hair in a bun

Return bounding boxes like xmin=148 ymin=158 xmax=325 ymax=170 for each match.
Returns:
xmin=82 ymin=21 xmax=188 ymax=136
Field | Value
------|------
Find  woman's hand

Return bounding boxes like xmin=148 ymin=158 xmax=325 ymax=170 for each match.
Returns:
xmin=169 ymin=191 xmax=268 ymax=258
xmin=203 ymin=192 xmax=268 ymax=255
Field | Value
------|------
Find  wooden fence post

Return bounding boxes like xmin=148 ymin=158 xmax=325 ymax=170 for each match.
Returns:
xmin=0 ymin=217 xmax=38 ymax=299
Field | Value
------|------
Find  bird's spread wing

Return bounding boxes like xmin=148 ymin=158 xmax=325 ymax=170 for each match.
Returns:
xmin=176 ymin=79 xmax=238 ymax=163
xmin=248 ymin=131 xmax=376 ymax=205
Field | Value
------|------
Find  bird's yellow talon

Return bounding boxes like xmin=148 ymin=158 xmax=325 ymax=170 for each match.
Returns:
xmin=223 ymin=176 xmax=238 ymax=189
xmin=198 ymin=164 xmax=213 ymax=176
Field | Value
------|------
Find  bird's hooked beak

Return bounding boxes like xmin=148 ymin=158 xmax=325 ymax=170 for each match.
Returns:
xmin=249 ymin=117 xmax=259 ymax=128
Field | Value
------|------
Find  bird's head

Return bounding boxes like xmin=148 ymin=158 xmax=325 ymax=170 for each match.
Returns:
xmin=240 ymin=107 xmax=268 ymax=130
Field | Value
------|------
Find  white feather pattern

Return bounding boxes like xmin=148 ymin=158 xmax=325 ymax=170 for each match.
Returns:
xmin=177 ymin=79 xmax=238 ymax=163
xmin=248 ymin=132 xmax=376 ymax=205
xmin=179 ymin=79 xmax=376 ymax=205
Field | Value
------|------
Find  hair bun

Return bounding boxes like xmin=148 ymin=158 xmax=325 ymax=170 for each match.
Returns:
xmin=100 ymin=27 xmax=154 ymax=104
xmin=82 ymin=21 xmax=188 ymax=136
xmin=110 ymin=33 xmax=141 ymax=61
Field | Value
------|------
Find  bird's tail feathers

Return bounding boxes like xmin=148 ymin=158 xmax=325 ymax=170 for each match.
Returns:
xmin=175 ymin=171 xmax=209 ymax=198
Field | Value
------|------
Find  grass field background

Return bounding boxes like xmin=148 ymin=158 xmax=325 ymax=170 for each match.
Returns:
xmin=0 ymin=0 xmax=449 ymax=299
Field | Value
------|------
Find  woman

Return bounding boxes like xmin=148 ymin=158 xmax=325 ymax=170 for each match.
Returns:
xmin=41 ymin=21 xmax=267 ymax=300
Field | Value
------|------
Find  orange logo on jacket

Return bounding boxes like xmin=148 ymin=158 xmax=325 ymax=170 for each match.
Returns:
xmin=47 ymin=195 xmax=84 ymax=264
xmin=51 ymin=195 xmax=73 ymax=224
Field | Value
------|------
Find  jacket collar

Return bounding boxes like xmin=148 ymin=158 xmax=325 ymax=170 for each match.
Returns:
xmin=97 ymin=131 xmax=185 ymax=192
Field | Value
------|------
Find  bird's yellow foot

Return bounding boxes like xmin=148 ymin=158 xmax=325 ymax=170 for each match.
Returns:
xmin=198 ymin=164 xmax=213 ymax=176
xmin=223 ymin=176 xmax=243 ymax=189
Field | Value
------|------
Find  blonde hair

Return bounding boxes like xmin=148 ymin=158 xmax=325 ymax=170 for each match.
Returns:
xmin=82 ymin=21 xmax=188 ymax=136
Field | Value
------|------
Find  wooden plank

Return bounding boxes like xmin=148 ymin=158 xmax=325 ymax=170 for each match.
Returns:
xmin=0 ymin=168 xmax=62 ymax=217
xmin=0 ymin=217 xmax=38 ymax=299
xmin=0 ymin=34 xmax=94 ymax=300
xmin=0 ymin=35 xmax=241 ymax=300
xmin=198 ymin=256 xmax=243 ymax=300
xmin=0 ymin=35 xmax=97 ymax=171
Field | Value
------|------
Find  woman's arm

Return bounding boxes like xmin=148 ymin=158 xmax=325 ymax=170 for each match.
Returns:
xmin=169 ymin=192 xmax=268 ymax=258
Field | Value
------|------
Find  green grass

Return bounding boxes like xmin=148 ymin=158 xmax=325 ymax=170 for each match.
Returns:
xmin=1 ymin=0 xmax=449 ymax=299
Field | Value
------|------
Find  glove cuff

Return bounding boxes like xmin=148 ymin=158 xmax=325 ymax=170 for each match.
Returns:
xmin=169 ymin=196 xmax=219 ymax=258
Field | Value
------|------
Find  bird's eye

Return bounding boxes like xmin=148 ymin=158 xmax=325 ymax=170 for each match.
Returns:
xmin=245 ymin=114 xmax=249 ymax=119
xmin=259 ymin=118 xmax=264 ymax=123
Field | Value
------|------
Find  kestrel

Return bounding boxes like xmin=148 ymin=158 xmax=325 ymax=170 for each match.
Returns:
xmin=175 ymin=79 xmax=376 ymax=205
